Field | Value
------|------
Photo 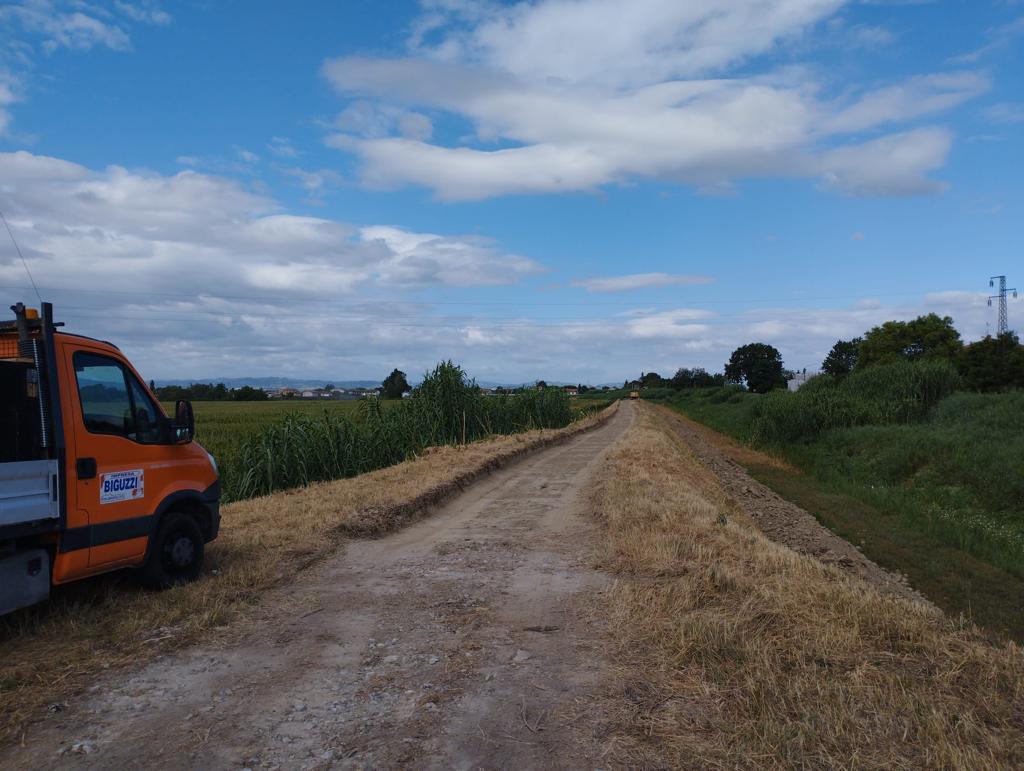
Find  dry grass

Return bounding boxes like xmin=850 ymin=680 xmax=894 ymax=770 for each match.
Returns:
xmin=656 ymin=402 xmax=797 ymax=472
xmin=589 ymin=403 xmax=1024 ymax=769
xmin=0 ymin=404 xmax=616 ymax=748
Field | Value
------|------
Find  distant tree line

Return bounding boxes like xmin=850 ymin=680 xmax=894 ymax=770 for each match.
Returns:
xmin=154 ymin=383 xmax=268 ymax=401
xmin=821 ymin=313 xmax=1024 ymax=391
xmin=634 ymin=312 xmax=1024 ymax=398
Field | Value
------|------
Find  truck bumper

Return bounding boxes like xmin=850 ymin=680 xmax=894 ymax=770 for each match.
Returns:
xmin=202 ymin=479 xmax=221 ymax=542
xmin=206 ymin=501 xmax=221 ymax=542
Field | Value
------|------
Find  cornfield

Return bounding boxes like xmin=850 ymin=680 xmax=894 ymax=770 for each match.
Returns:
xmin=219 ymin=362 xmax=580 ymax=501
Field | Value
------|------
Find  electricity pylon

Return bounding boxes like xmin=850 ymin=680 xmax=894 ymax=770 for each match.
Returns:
xmin=988 ymin=275 xmax=1017 ymax=336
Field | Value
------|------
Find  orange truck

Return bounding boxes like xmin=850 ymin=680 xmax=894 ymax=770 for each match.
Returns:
xmin=1 ymin=302 xmax=220 ymax=615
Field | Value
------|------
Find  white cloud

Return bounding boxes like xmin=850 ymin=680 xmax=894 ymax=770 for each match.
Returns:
xmin=0 ymin=71 xmax=17 ymax=136
xmin=113 ymin=2 xmax=172 ymax=26
xmin=334 ymin=101 xmax=435 ymax=141
xmin=816 ymin=128 xmax=953 ymax=196
xmin=235 ymin=147 xmax=260 ymax=164
xmin=360 ymin=225 xmax=543 ymax=287
xmin=268 ymin=136 xmax=300 ymax=158
xmin=572 ymin=272 xmax=714 ymax=292
xmin=0 ymin=150 xmax=543 ymax=300
xmin=426 ymin=0 xmax=847 ymax=88
xmin=321 ymin=0 xmax=986 ymax=200
xmin=949 ymin=17 xmax=1024 ymax=64
xmin=397 ymin=111 xmax=433 ymax=141
xmin=624 ymin=309 xmax=714 ymax=339
xmin=985 ymin=102 xmax=1024 ymax=124
xmin=819 ymin=73 xmax=988 ymax=134
xmin=0 ymin=152 xmax=1000 ymax=382
xmin=280 ymin=167 xmax=342 ymax=193
xmin=1 ymin=1 xmax=132 ymax=53
xmin=0 ymin=1 xmax=172 ymax=133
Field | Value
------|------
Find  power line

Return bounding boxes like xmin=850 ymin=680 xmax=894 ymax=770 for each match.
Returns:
xmin=0 ymin=282 xmax=941 ymax=309
xmin=35 ymin=300 xmax=986 ymax=331
xmin=0 ymin=210 xmax=42 ymax=304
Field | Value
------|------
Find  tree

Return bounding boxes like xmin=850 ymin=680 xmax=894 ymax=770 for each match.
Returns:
xmin=958 ymin=332 xmax=1024 ymax=392
xmin=822 ymin=338 xmax=861 ymax=378
xmin=724 ymin=343 xmax=786 ymax=393
xmin=670 ymin=367 xmax=720 ymax=389
xmin=324 ymin=383 xmax=336 ymax=391
xmin=640 ymin=371 xmax=666 ymax=388
xmin=232 ymin=385 xmax=268 ymax=401
xmin=381 ymin=369 xmax=411 ymax=399
xmin=536 ymin=380 xmax=547 ymax=389
xmin=859 ymin=314 xmax=962 ymax=367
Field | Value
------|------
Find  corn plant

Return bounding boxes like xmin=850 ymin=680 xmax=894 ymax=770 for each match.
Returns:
xmin=219 ymin=362 xmax=577 ymax=501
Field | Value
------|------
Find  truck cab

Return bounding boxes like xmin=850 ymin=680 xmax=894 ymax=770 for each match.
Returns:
xmin=1 ymin=302 xmax=220 ymax=616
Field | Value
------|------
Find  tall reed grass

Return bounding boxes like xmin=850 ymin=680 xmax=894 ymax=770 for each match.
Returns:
xmin=220 ymin=362 xmax=577 ymax=500
xmin=751 ymin=359 xmax=960 ymax=444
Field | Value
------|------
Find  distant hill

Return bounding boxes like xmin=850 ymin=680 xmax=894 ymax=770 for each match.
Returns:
xmin=154 ymin=376 xmax=622 ymax=390
xmin=154 ymin=377 xmax=381 ymax=390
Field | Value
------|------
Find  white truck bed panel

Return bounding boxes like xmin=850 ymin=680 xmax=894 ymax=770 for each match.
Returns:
xmin=0 ymin=459 xmax=59 ymax=527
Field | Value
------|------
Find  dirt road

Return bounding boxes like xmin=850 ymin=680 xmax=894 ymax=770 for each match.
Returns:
xmin=4 ymin=402 xmax=634 ymax=769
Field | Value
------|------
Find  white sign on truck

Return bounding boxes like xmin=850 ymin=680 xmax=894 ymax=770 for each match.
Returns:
xmin=100 ymin=469 xmax=145 ymax=504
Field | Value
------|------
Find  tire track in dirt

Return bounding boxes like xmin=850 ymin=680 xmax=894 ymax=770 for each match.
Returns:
xmin=3 ymin=402 xmax=635 ymax=770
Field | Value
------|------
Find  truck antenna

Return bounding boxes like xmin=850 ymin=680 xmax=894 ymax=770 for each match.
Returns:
xmin=0 ymin=207 xmax=42 ymax=304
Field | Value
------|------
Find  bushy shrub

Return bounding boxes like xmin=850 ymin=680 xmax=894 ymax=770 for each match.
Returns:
xmin=709 ymin=384 xmax=747 ymax=404
xmin=636 ymin=386 xmax=676 ymax=400
xmin=751 ymin=360 xmax=960 ymax=444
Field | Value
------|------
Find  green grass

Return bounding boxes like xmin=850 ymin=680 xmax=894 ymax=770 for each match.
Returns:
xmin=165 ymin=399 xmax=371 ymax=469
xmin=182 ymin=394 xmax=601 ymax=463
xmin=747 ymin=462 xmax=1024 ymax=642
xmin=644 ymin=382 xmax=1024 ymax=641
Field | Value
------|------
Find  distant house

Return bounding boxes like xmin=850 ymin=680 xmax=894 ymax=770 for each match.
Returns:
xmin=787 ymin=370 xmax=818 ymax=391
xmin=563 ymin=386 xmax=579 ymax=397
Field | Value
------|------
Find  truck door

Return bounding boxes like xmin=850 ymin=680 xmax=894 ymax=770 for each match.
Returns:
xmin=68 ymin=349 xmax=167 ymax=568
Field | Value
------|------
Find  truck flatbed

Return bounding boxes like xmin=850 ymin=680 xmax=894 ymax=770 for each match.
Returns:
xmin=0 ymin=459 xmax=60 ymax=529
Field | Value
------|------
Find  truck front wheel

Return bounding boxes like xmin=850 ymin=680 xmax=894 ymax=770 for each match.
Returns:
xmin=138 ymin=512 xmax=205 ymax=589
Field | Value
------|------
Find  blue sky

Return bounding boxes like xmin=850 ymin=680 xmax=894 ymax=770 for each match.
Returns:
xmin=1 ymin=0 xmax=1021 ymax=384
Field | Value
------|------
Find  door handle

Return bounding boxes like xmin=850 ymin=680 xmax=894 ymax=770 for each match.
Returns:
xmin=76 ymin=457 xmax=97 ymax=480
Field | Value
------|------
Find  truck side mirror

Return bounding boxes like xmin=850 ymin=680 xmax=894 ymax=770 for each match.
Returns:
xmin=173 ymin=400 xmax=195 ymax=444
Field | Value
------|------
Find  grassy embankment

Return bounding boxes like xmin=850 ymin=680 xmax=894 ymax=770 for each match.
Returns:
xmin=638 ymin=363 xmax=1024 ymax=641
xmin=589 ymin=403 xmax=1023 ymax=768
xmin=0 ymin=402 xmax=617 ymax=747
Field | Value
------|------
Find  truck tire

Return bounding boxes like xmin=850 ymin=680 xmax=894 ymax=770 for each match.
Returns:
xmin=138 ymin=511 xmax=205 ymax=589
